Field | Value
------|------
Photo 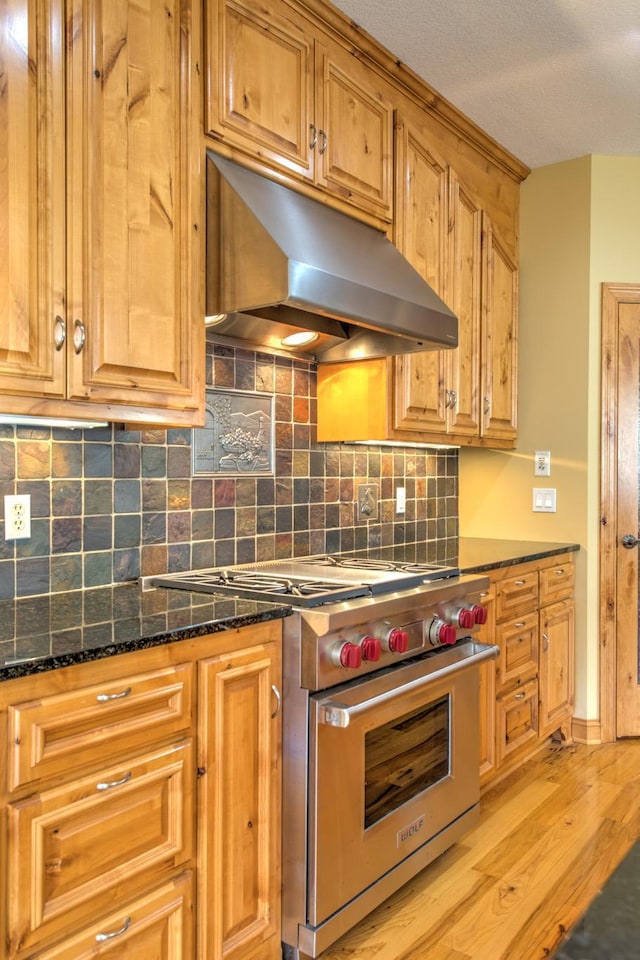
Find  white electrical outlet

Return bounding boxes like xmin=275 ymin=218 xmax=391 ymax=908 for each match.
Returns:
xmin=396 ymin=487 xmax=406 ymax=514
xmin=4 ymin=494 xmax=31 ymax=540
xmin=534 ymin=451 xmax=551 ymax=476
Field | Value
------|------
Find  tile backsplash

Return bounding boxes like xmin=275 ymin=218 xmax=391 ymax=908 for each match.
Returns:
xmin=0 ymin=340 xmax=459 ymax=600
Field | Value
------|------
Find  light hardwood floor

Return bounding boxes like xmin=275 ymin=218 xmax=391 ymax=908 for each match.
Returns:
xmin=318 ymin=740 xmax=640 ymax=960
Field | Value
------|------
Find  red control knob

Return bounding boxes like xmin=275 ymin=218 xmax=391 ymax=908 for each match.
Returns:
xmin=456 ymin=608 xmax=476 ymax=629
xmin=471 ymin=604 xmax=488 ymax=625
xmin=339 ymin=642 xmax=362 ymax=669
xmin=429 ymin=619 xmax=458 ymax=646
xmin=387 ymin=628 xmax=409 ymax=654
xmin=360 ymin=636 xmax=382 ymax=662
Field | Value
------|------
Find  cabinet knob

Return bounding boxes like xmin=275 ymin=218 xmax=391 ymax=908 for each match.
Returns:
xmin=53 ymin=315 xmax=66 ymax=350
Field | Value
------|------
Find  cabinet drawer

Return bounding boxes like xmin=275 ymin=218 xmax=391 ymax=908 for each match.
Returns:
xmin=495 ymin=571 xmax=539 ymax=621
xmin=539 ymin=560 xmax=575 ymax=606
xmin=7 ymin=741 xmax=194 ymax=956
xmin=26 ymin=872 xmax=194 ymax=960
xmin=495 ymin=613 xmax=538 ymax=692
xmin=7 ymin=663 xmax=194 ymax=792
xmin=496 ymin=678 xmax=539 ymax=765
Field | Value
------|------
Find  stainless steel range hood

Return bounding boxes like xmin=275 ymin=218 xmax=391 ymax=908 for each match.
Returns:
xmin=206 ymin=153 xmax=458 ymax=363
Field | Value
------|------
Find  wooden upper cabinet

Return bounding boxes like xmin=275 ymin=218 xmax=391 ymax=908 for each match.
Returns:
xmin=480 ymin=214 xmax=518 ymax=443
xmin=0 ymin=0 xmax=204 ymax=426
xmin=206 ymin=0 xmax=314 ymax=178
xmin=393 ymin=117 xmax=449 ymax=437
xmin=206 ymin=0 xmax=394 ymax=222
xmin=392 ymin=122 xmax=483 ymax=442
xmin=0 ymin=0 xmax=66 ymax=399
xmin=65 ymin=0 xmax=203 ymax=418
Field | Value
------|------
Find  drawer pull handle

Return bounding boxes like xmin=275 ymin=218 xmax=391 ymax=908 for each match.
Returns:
xmin=554 ymin=569 xmax=565 ymax=575
xmin=514 ymin=691 xmax=526 ymax=700
xmin=514 ymin=579 xmax=525 ymax=586
xmin=96 ymin=916 xmax=131 ymax=942
xmin=542 ymin=632 xmax=550 ymax=652
xmin=514 ymin=621 xmax=525 ymax=629
xmin=271 ymin=684 xmax=281 ymax=719
xmin=97 ymin=686 xmax=132 ymax=702
xmin=97 ymin=771 xmax=132 ymax=792
xmin=309 ymin=123 xmax=318 ymax=149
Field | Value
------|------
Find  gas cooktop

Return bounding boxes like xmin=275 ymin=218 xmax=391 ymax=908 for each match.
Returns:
xmin=148 ymin=553 xmax=460 ymax=608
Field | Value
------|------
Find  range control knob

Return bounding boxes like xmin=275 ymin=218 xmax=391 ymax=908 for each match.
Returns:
xmin=470 ymin=604 xmax=488 ymax=625
xmin=385 ymin=627 xmax=409 ymax=654
xmin=429 ymin=619 xmax=457 ymax=647
xmin=358 ymin=635 xmax=382 ymax=662
xmin=334 ymin=641 xmax=362 ymax=669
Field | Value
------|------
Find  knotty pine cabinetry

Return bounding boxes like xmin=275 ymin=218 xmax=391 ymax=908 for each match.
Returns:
xmin=477 ymin=554 xmax=575 ymax=788
xmin=0 ymin=620 xmax=282 ymax=960
xmin=206 ymin=0 xmax=394 ymax=223
xmin=316 ymin=129 xmax=518 ymax=447
xmin=0 ymin=0 xmax=204 ymax=427
xmin=205 ymin=0 xmax=526 ymax=447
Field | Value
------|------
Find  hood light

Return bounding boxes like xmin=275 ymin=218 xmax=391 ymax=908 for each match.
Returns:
xmin=204 ymin=313 xmax=228 ymax=326
xmin=281 ymin=331 xmax=319 ymax=348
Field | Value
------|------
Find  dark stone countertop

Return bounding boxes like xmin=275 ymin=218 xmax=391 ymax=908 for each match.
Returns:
xmin=0 ymin=538 xmax=580 ymax=682
xmin=458 ymin=537 xmax=580 ymax=574
xmin=553 ymin=839 xmax=640 ymax=959
xmin=0 ymin=582 xmax=293 ymax=682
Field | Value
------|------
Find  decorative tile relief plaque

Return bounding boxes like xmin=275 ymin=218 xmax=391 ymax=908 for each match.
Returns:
xmin=193 ymin=388 xmax=274 ymax=475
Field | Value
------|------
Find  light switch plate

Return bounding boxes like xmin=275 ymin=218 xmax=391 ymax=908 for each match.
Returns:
xmin=532 ymin=487 xmax=557 ymax=512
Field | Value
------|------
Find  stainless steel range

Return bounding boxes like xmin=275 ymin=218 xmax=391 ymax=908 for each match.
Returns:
xmin=151 ymin=552 xmax=497 ymax=960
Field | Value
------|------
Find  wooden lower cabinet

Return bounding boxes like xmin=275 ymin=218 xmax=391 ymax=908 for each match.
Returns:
xmin=478 ymin=553 xmax=575 ymax=788
xmin=0 ymin=620 xmax=282 ymax=960
xmin=198 ymin=638 xmax=282 ymax=960
xmin=26 ymin=873 xmax=195 ymax=960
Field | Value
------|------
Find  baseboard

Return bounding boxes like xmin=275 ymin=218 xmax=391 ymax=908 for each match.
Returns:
xmin=571 ymin=716 xmax=602 ymax=744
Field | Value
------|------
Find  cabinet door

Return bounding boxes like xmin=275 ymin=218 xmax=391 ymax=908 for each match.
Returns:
xmin=314 ymin=36 xmax=393 ymax=221
xmin=496 ymin=677 xmax=538 ymax=765
xmin=495 ymin=613 xmax=538 ymax=692
xmin=539 ymin=599 xmax=575 ymax=738
xmin=31 ymin=873 xmax=194 ymax=960
xmin=0 ymin=0 xmax=66 ymax=398
xmin=198 ymin=625 xmax=282 ymax=960
xmin=7 ymin=741 xmax=194 ymax=956
xmin=392 ymin=119 xmax=449 ymax=436
xmin=481 ymin=214 xmax=518 ymax=442
xmin=205 ymin=0 xmax=313 ymax=178
xmin=475 ymin=588 xmax=496 ymax=782
xmin=66 ymin=0 xmax=203 ymax=416
xmin=447 ymin=173 xmax=482 ymax=437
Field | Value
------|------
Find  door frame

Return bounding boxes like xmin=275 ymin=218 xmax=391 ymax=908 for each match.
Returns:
xmin=599 ymin=282 xmax=640 ymax=741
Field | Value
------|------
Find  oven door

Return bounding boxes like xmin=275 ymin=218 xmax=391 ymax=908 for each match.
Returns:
xmin=307 ymin=640 xmax=498 ymax=926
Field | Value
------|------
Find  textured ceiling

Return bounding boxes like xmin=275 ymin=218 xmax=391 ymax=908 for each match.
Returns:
xmin=330 ymin=0 xmax=640 ymax=169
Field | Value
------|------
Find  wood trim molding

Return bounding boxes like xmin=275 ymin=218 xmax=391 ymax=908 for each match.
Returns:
xmin=599 ymin=282 xmax=640 ymax=742
xmin=571 ymin=717 xmax=602 ymax=745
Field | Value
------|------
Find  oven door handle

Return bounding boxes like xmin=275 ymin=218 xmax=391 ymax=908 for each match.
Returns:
xmin=317 ymin=643 xmax=499 ymax=728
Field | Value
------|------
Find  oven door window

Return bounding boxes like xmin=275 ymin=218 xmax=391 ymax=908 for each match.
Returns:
xmin=364 ymin=693 xmax=450 ymax=828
